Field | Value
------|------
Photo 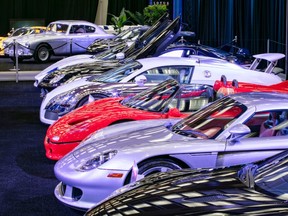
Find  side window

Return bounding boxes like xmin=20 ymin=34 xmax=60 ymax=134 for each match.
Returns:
xmin=131 ymin=66 xmax=194 ymax=84
xmin=70 ymin=25 xmax=86 ymax=34
xmin=85 ymin=26 xmax=95 ymax=33
xmin=244 ymin=110 xmax=288 ymax=137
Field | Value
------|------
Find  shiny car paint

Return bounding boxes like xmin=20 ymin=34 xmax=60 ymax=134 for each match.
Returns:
xmin=44 ymin=79 xmax=209 ymax=160
xmin=86 ymin=150 xmax=288 ymax=215
xmin=39 ymin=54 xmax=283 ymax=125
xmin=54 ymin=92 xmax=288 ymax=210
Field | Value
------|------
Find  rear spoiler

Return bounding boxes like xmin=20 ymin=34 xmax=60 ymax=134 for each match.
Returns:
xmin=249 ymin=53 xmax=285 ymax=73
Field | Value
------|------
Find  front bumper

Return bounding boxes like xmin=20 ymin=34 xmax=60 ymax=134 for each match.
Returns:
xmin=54 ymin=168 xmax=128 ymax=210
xmin=44 ymin=136 xmax=79 ymax=160
xmin=5 ymin=45 xmax=33 ymax=58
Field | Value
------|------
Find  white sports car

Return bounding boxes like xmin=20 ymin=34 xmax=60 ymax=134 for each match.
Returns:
xmin=54 ymin=92 xmax=288 ymax=210
xmin=39 ymin=54 xmax=283 ymax=124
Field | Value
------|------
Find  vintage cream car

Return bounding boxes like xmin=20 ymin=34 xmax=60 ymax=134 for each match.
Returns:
xmin=3 ymin=20 xmax=115 ymax=63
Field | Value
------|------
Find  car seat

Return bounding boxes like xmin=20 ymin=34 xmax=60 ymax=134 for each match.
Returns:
xmin=259 ymin=112 xmax=282 ymax=137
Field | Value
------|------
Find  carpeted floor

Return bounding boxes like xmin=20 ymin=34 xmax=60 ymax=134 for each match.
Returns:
xmin=0 ymin=81 xmax=82 ymax=216
xmin=0 ymin=56 xmax=64 ymax=71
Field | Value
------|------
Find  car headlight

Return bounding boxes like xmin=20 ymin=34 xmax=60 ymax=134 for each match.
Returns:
xmin=79 ymin=150 xmax=117 ymax=171
xmin=45 ymin=91 xmax=78 ymax=116
xmin=49 ymin=74 xmax=65 ymax=85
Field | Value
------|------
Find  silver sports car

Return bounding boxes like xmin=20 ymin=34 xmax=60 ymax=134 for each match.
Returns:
xmin=3 ymin=20 xmax=115 ymax=63
xmin=54 ymin=92 xmax=288 ymax=210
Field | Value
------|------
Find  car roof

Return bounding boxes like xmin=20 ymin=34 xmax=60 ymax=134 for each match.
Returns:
xmin=49 ymin=20 xmax=95 ymax=25
xmin=229 ymin=92 xmax=288 ymax=110
xmin=136 ymin=56 xmax=244 ymax=70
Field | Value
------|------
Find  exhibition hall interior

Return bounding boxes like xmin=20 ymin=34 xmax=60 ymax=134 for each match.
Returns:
xmin=1 ymin=0 xmax=288 ymax=215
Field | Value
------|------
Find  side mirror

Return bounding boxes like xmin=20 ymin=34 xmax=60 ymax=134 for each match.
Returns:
xmin=228 ymin=123 xmax=251 ymax=142
xmin=134 ymin=75 xmax=147 ymax=86
xmin=167 ymin=107 xmax=182 ymax=117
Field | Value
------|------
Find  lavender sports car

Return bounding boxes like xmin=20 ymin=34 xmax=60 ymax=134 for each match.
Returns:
xmin=54 ymin=92 xmax=288 ymax=210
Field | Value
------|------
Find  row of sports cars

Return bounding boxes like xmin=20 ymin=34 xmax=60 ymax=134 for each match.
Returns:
xmin=31 ymin=15 xmax=288 ymax=214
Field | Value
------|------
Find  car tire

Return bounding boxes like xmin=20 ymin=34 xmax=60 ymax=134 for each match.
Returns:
xmin=76 ymin=94 xmax=107 ymax=108
xmin=138 ymin=158 xmax=184 ymax=177
xmin=34 ymin=44 xmax=51 ymax=63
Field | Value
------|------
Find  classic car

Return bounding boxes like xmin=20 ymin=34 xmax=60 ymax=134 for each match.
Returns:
xmin=33 ymin=14 xmax=180 ymax=91
xmin=214 ymin=74 xmax=288 ymax=98
xmin=44 ymin=79 xmax=212 ymax=160
xmin=0 ymin=26 xmax=46 ymax=56
xmin=86 ymin=25 xmax=149 ymax=53
xmin=54 ymin=92 xmax=288 ymax=210
xmin=85 ymin=150 xmax=288 ymax=215
xmin=3 ymin=20 xmax=115 ymax=63
xmin=39 ymin=54 xmax=283 ymax=124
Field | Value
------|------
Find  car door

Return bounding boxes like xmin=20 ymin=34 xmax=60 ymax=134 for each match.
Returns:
xmin=69 ymin=25 xmax=96 ymax=54
xmin=218 ymin=110 xmax=288 ymax=167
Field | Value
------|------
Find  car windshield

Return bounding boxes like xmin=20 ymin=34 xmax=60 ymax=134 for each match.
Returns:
xmin=171 ymin=97 xmax=247 ymax=139
xmin=47 ymin=23 xmax=69 ymax=33
xmin=87 ymin=61 xmax=142 ymax=83
xmin=237 ymin=150 xmax=288 ymax=200
xmin=121 ymin=79 xmax=180 ymax=112
xmin=11 ymin=28 xmax=29 ymax=36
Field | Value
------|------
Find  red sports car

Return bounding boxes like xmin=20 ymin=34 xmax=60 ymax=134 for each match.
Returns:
xmin=214 ymin=75 xmax=288 ymax=97
xmin=44 ymin=79 xmax=212 ymax=160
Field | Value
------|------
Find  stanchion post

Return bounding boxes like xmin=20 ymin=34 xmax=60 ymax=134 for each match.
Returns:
xmin=15 ymin=41 xmax=19 ymax=83
xmin=9 ymin=39 xmax=20 ymax=83
xmin=13 ymin=39 xmax=16 ymax=69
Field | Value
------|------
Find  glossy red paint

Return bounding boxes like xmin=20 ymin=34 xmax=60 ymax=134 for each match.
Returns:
xmin=214 ymin=79 xmax=288 ymax=97
xmin=44 ymin=97 xmax=188 ymax=160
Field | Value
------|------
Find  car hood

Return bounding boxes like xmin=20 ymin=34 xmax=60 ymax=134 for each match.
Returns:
xmin=38 ymin=59 xmax=122 ymax=89
xmin=71 ymin=122 xmax=199 ymax=161
xmin=41 ymin=77 xmax=94 ymax=104
xmin=47 ymin=98 xmax=163 ymax=142
xmin=10 ymin=32 xmax=62 ymax=43
xmin=34 ymin=54 xmax=94 ymax=86
xmin=88 ymin=167 xmax=288 ymax=216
